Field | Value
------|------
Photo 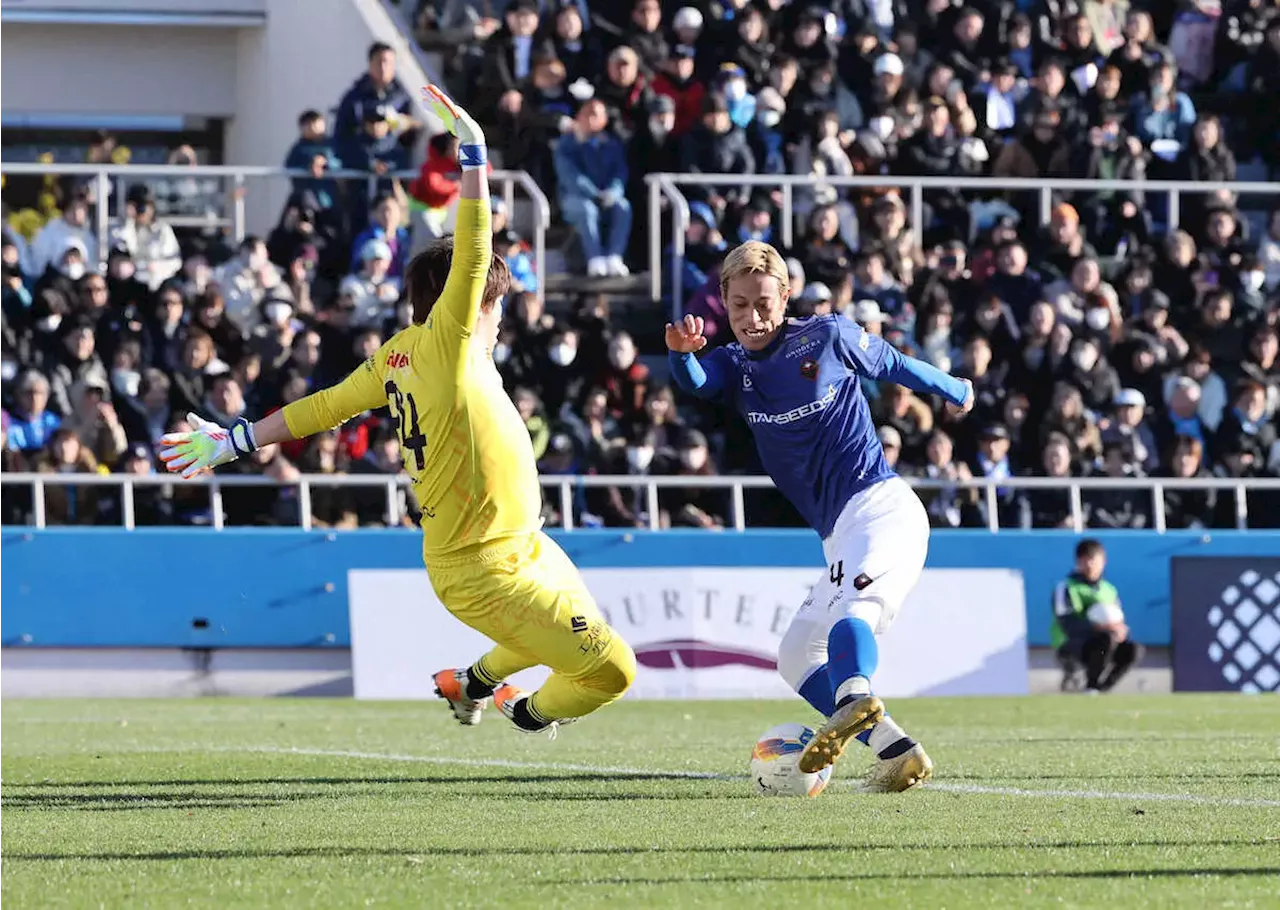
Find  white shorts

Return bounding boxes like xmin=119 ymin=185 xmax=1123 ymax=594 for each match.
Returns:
xmin=776 ymin=476 xmax=930 ymax=691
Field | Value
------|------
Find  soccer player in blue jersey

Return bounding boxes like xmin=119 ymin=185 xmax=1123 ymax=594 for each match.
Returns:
xmin=667 ymin=241 xmax=974 ymax=792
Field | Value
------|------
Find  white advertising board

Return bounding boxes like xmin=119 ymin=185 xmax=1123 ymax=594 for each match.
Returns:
xmin=348 ymin=567 xmax=1028 ymax=700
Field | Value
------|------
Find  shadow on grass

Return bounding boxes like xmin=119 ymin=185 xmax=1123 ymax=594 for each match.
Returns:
xmin=535 ymin=868 xmax=1280 ymax=885
xmin=3 ymin=773 xmax=725 ymax=789
xmin=5 ymin=839 xmax=1273 ymax=863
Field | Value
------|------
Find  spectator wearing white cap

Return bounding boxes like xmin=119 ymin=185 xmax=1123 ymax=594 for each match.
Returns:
xmin=868 ymin=53 xmax=905 ymax=118
xmin=794 ymin=280 xmax=832 ymax=317
xmin=852 ymin=299 xmax=886 ymax=336
xmin=341 ymin=238 xmax=402 ymax=328
xmin=672 ymin=6 xmax=704 ymax=49
xmin=785 ymin=256 xmax=805 ymax=298
xmin=877 ymin=424 xmax=903 ymax=470
xmin=1102 ymin=387 xmax=1158 ymax=474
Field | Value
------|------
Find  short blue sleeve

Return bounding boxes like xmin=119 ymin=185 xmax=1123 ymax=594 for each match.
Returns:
xmin=834 ymin=315 xmax=890 ymax=376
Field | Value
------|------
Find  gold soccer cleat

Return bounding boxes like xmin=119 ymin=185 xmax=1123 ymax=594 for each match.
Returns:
xmin=797 ymin=695 xmax=885 ymax=774
xmin=859 ymin=743 xmax=934 ymax=793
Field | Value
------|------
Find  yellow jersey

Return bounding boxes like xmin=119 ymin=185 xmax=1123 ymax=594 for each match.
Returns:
xmin=281 ymin=198 xmax=542 ymax=561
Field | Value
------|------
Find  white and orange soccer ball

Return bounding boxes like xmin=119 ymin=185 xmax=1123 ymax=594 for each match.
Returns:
xmin=750 ymin=722 xmax=833 ymax=797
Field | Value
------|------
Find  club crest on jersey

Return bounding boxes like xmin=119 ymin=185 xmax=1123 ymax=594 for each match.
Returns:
xmin=800 ymin=358 xmax=818 ymax=381
xmin=387 ymin=352 xmax=411 ymax=369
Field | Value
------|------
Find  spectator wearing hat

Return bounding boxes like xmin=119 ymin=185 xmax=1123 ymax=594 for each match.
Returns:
xmin=333 ymin=42 xmax=419 ymax=166
xmin=877 ymin=425 xmax=903 ymax=471
xmin=792 ymin=281 xmax=833 ymax=319
xmin=680 ymin=93 xmax=756 ymax=209
xmin=1033 ymin=203 xmax=1098 ymax=285
xmin=341 ymin=237 xmax=402 ymax=328
xmin=345 ymin=104 xmax=409 ymax=228
xmin=970 ymin=423 xmax=1021 ymax=527
xmin=670 ymin=6 xmax=704 ymax=58
xmin=652 ymin=44 xmax=707 ymax=137
xmin=554 ymin=99 xmax=633 ymax=278
xmin=110 ymin=186 xmax=183 ymax=293
xmin=656 ymin=428 xmax=726 ymax=529
xmin=716 ymin=63 xmax=757 ymax=130
xmin=867 ymin=52 xmax=906 ymax=120
xmin=1101 ymin=387 xmax=1158 ymax=474
xmin=597 ymin=45 xmax=654 ymax=141
xmin=97 ymin=439 xmax=172 ymax=526
xmin=29 ymin=192 xmax=95 ymax=278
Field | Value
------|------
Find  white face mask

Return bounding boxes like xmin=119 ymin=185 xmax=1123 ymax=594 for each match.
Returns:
xmin=61 ymin=261 xmax=85 ymax=281
xmin=1073 ymin=348 xmax=1098 ymax=371
xmin=265 ymin=301 xmax=292 ymax=326
xmin=626 ymin=445 xmax=654 ymax=471
xmin=1085 ymin=307 xmax=1111 ymax=331
xmin=681 ymin=448 xmax=708 ymax=470
xmin=649 ymin=117 xmax=671 ymax=137
xmin=37 ymin=315 xmax=62 ymax=333
xmin=247 ymin=251 xmax=267 ymax=271
xmin=492 ymin=342 xmax=511 ymax=364
xmin=725 ymin=79 xmax=747 ymax=101
xmin=111 ymin=368 xmax=140 ymax=398
xmin=1245 ymin=271 xmax=1266 ymax=292
xmin=549 ymin=343 xmax=577 ymax=367
xmin=609 ymin=346 xmax=635 ymax=370
xmin=758 ymin=110 xmax=782 ymax=128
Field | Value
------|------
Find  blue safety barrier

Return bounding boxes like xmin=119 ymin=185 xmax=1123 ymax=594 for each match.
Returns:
xmin=3 ymin=528 xmax=1278 ymax=648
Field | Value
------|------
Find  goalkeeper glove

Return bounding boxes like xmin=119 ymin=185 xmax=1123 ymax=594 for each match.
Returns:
xmin=159 ymin=412 xmax=258 ymax=479
xmin=421 ymin=84 xmax=487 ymax=169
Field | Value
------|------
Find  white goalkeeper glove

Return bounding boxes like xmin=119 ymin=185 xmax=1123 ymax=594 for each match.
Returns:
xmin=159 ymin=412 xmax=258 ymax=479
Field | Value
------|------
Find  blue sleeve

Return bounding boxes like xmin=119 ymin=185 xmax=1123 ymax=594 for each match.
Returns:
xmin=836 ymin=316 xmax=967 ymax=405
xmin=668 ymin=349 xmax=729 ymax=401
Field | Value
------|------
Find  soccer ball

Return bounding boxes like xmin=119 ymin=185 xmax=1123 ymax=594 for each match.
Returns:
xmin=1087 ymin=601 xmax=1125 ymax=626
xmin=750 ymin=723 xmax=833 ymax=797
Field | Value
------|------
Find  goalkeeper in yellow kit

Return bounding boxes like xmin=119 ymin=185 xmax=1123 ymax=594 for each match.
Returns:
xmin=160 ymin=86 xmax=635 ymax=735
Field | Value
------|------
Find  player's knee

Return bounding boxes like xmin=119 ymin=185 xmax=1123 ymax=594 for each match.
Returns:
xmin=586 ymin=640 xmax=636 ymax=700
xmin=777 ymin=619 xmax=822 ymax=691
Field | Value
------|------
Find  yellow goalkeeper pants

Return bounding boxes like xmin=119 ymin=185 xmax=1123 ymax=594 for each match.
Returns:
xmin=427 ymin=532 xmax=635 ymax=722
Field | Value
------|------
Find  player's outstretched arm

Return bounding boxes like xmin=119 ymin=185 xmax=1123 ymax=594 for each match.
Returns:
xmin=159 ymin=360 xmax=388 ymax=478
xmin=878 ymin=345 xmax=974 ymax=416
xmin=421 ymin=84 xmax=490 ymax=333
xmin=665 ymin=314 xmax=726 ymax=400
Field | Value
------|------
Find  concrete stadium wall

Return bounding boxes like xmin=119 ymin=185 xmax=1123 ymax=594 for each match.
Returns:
xmin=4 ymin=528 xmax=1279 ymax=650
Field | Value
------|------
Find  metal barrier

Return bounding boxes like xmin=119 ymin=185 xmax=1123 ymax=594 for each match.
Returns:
xmin=0 ymin=162 xmax=550 ymax=299
xmin=3 ymin=471 xmax=1276 ymax=534
xmin=644 ymin=173 xmax=1280 ymax=317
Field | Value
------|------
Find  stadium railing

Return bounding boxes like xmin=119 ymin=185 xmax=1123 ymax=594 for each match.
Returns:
xmin=3 ymin=472 xmax=1276 ymax=533
xmin=0 ymin=162 xmax=550 ymax=300
xmin=644 ymin=173 xmax=1280 ymax=317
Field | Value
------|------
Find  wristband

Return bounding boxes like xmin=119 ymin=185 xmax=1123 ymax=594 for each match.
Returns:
xmin=229 ymin=416 xmax=258 ymax=457
xmin=459 ymin=143 xmax=488 ymax=170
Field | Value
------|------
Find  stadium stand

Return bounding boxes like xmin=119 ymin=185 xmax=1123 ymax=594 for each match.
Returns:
xmin=2 ymin=0 xmax=1279 ymax=531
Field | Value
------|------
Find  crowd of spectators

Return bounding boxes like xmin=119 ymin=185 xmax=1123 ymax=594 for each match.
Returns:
xmin=3 ymin=1 xmax=1280 ymax=530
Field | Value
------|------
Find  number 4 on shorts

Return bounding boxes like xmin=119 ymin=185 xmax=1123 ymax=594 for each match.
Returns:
xmin=829 ymin=560 xmax=844 ymax=586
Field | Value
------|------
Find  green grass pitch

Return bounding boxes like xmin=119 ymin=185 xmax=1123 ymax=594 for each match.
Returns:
xmin=3 ymin=696 xmax=1278 ymax=909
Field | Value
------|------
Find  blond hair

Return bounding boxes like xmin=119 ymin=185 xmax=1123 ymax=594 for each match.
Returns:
xmin=719 ymin=240 xmax=789 ymax=300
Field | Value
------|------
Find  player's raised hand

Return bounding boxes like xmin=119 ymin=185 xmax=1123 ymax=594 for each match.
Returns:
xmin=945 ymin=378 xmax=975 ymax=419
xmin=159 ymin=413 xmax=239 ymax=479
xmin=665 ymin=314 xmax=708 ymax=354
xmin=421 ymin=84 xmax=485 ymax=146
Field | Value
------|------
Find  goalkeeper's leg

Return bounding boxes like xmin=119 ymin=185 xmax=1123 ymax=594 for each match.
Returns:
xmin=434 ymin=533 xmax=635 ymax=732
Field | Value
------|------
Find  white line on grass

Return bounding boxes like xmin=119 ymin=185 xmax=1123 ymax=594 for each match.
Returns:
xmin=220 ymin=746 xmax=1280 ymax=809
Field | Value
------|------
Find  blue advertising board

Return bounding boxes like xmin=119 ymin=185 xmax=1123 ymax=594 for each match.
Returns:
xmin=3 ymin=528 xmax=1279 ymax=649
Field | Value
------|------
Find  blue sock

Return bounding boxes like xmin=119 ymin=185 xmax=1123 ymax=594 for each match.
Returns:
xmin=826 ymin=617 xmax=879 ymax=707
xmin=797 ymin=665 xmax=835 ymax=717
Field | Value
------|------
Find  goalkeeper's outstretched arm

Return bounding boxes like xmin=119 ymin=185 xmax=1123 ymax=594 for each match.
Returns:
xmin=159 ymin=360 xmax=387 ymax=479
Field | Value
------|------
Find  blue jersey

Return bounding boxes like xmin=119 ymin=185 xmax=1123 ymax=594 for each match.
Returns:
xmin=670 ymin=314 xmax=968 ymax=539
